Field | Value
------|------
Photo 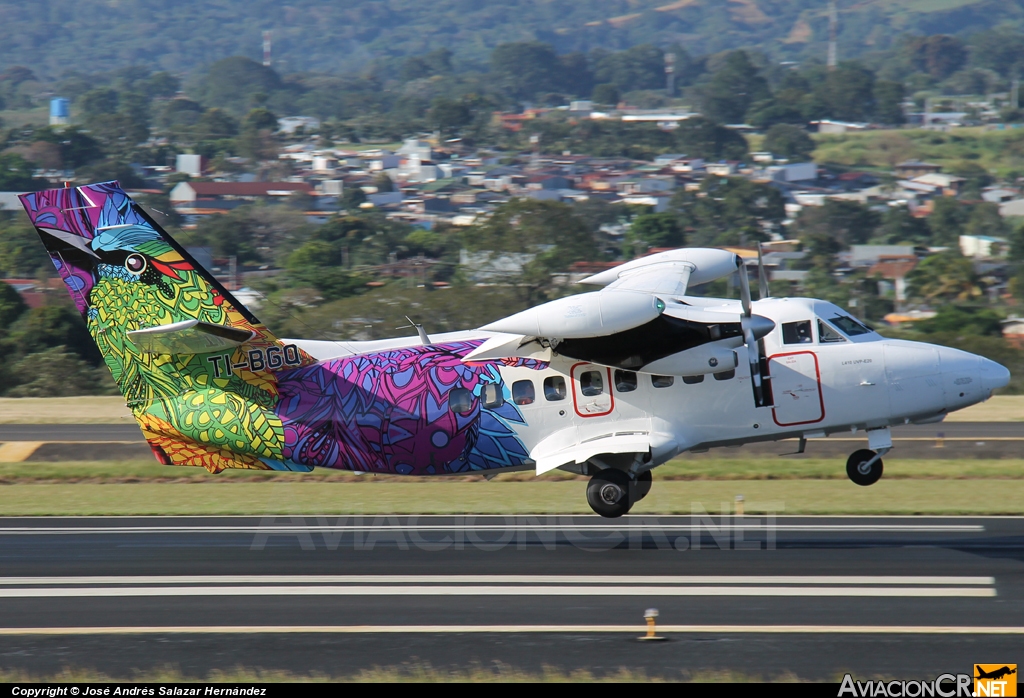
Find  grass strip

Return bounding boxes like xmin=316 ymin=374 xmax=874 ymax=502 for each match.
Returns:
xmin=2 ymin=459 xmax=1024 ymax=484
xmin=0 ymin=479 xmax=1020 ymax=515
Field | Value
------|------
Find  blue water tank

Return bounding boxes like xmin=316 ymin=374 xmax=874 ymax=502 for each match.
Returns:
xmin=50 ymin=98 xmax=69 ymax=119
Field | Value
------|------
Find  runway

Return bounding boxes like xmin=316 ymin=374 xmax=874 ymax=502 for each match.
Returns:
xmin=0 ymin=515 xmax=1020 ymax=679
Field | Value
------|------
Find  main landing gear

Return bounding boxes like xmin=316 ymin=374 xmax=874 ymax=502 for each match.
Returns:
xmin=846 ymin=449 xmax=884 ymax=486
xmin=586 ymin=469 xmax=652 ymax=518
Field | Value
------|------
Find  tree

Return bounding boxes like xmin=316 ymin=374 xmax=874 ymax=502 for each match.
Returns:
xmin=192 ymin=57 xmax=285 ymax=115
xmin=626 ymin=212 xmax=685 ymax=255
xmin=5 ymin=347 xmax=114 ymax=397
xmin=873 ymin=80 xmax=905 ymax=125
xmin=243 ymin=107 xmax=279 ymax=132
xmin=904 ymin=35 xmax=967 ymax=80
xmin=928 ymin=197 xmax=968 ymax=247
xmin=2 ymin=305 xmax=102 ymax=365
xmin=464 ymin=199 xmax=597 ymax=303
xmin=592 ymin=84 xmax=620 ymax=106
xmin=673 ymin=117 xmax=748 ymax=160
xmin=763 ymin=124 xmax=815 ymax=161
xmin=874 ymin=206 xmax=931 ymax=245
xmin=964 ymin=202 xmax=1009 ymax=240
xmin=700 ymin=51 xmax=771 ymax=124
xmin=906 ymin=251 xmax=983 ymax=303
xmin=591 ymin=44 xmax=665 ymax=92
xmin=0 ymin=281 xmax=27 ymax=330
xmin=194 ymin=109 xmax=239 ymax=140
xmin=670 ymin=176 xmax=785 ymax=247
xmin=490 ymin=42 xmax=562 ymax=102
xmin=792 ymin=200 xmax=881 ymax=264
xmin=916 ymin=306 xmax=1004 ymax=337
xmin=428 ymin=97 xmax=471 ymax=136
xmin=0 ymin=153 xmax=38 ymax=190
xmin=814 ymin=63 xmax=875 ymax=122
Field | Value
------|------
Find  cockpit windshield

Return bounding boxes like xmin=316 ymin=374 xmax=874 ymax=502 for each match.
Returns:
xmin=828 ymin=314 xmax=873 ymax=337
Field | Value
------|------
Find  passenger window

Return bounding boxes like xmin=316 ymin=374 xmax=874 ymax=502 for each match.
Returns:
xmin=512 ymin=380 xmax=535 ymax=405
xmin=682 ymin=374 xmax=704 ymax=385
xmin=448 ymin=388 xmax=473 ymax=415
xmin=817 ymin=319 xmax=846 ymax=343
xmin=579 ymin=370 xmax=604 ymax=397
xmin=544 ymin=376 xmax=566 ymax=401
xmin=713 ymin=369 xmax=736 ymax=381
xmin=652 ymin=375 xmax=674 ymax=388
xmin=614 ymin=370 xmax=637 ymax=393
xmin=782 ymin=320 xmax=813 ymax=344
xmin=481 ymin=384 xmax=504 ymax=408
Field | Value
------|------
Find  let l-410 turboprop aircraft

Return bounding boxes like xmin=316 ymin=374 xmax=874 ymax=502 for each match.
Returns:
xmin=21 ymin=182 xmax=1011 ymax=517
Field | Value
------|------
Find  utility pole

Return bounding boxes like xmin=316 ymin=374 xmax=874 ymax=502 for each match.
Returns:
xmin=827 ymin=0 xmax=838 ymax=71
xmin=262 ymin=31 xmax=272 ymax=67
xmin=665 ymin=52 xmax=676 ymax=97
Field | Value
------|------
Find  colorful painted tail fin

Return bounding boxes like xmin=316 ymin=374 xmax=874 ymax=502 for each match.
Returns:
xmin=19 ymin=181 xmax=314 ymax=472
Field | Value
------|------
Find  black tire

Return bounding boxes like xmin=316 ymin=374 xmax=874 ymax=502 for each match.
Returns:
xmin=633 ymin=470 xmax=653 ymax=501
xmin=846 ymin=449 xmax=883 ymax=486
xmin=586 ymin=468 xmax=633 ymax=518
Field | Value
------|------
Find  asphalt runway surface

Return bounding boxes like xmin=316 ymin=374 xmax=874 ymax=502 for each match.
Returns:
xmin=0 ymin=516 xmax=1020 ymax=680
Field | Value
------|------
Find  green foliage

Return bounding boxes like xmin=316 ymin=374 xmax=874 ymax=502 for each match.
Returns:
xmin=915 ymin=306 xmax=1004 ymax=337
xmin=187 ymin=204 xmax=311 ymax=266
xmin=791 ymin=200 xmax=881 ymax=262
xmin=763 ymin=124 xmax=815 ymax=161
xmin=700 ymin=51 xmax=770 ymax=125
xmin=190 ymin=57 xmax=285 ymax=115
xmin=0 ymin=281 xmax=27 ymax=329
xmin=873 ymin=81 xmax=905 ymax=125
xmin=873 ymin=206 xmax=932 ymax=245
xmin=905 ymin=251 xmax=983 ymax=304
xmin=669 ymin=176 xmax=785 ymax=248
xmin=4 ymin=346 xmax=115 ymax=397
xmin=0 ymin=153 xmax=38 ymax=190
xmin=592 ymin=44 xmax=667 ymax=93
xmin=591 ymin=84 xmax=620 ymax=106
xmin=463 ymin=199 xmax=597 ymax=303
xmin=490 ymin=43 xmax=563 ymax=102
xmin=625 ymin=212 xmax=685 ymax=255
xmin=0 ymin=215 xmax=53 ymax=278
xmin=814 ymin=63 xmax=875 ymax=122
xmin=2 ymin=304 xmax=101 ymax=366
xmin=903 ymin=35 xmax=967 ymax=80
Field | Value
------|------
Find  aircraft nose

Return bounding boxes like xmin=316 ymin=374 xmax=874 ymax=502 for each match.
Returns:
xmin=981 ymin=358 xmax=1011 ymax=394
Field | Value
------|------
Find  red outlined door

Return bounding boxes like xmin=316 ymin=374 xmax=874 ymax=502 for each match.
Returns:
xmin=768 ymin=351 xmax=825 ymax=427
xmin=571 ymin=362 xmax=614 ymax=418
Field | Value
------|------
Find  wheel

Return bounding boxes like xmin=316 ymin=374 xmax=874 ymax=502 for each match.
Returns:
xmin=633 ymin=470 xmax=653 ymax=501
xmin=586 ymin=468 xmax=633 ymax=518
xmin=846 ymin=449 xmax=883 ymax=486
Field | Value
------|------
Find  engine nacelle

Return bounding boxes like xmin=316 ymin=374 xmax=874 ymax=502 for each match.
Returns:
xmin=481 ymin=290 xmax=663 ymax=339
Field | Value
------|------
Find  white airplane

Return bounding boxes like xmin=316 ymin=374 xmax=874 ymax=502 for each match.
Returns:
xmin=20 ymin=183 xmax=1011 ymax=517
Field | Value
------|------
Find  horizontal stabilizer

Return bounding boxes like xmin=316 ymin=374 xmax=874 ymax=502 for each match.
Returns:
xmin=127 ymin=319 xmax=254 ymax=355
xmin=579 ymin=248 xmax=739 ymax=296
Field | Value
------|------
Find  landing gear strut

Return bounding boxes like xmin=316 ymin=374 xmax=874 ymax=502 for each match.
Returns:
xmin=586 ymin=469 xmax=652 ymax=518
xmin=846 ymin=448 xmax=884 ymax=486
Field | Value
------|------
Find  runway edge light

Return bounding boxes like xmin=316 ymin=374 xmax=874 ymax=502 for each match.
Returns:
xmin=638 ymin=608 xmax=667 ymax=642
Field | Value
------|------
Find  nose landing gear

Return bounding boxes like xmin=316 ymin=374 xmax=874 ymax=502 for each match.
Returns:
xmin=585 ymin=469 xmax=653 ymax=518
xmin=846 ymin=448 xmax=884 ymax=486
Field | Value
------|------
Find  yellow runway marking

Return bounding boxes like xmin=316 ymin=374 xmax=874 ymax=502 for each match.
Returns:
xmin=0 ymin=442 xmax=43 ymax=462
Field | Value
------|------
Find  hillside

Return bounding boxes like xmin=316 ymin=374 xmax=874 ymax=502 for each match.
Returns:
xmin=2 ymin=0 xmax=1024 ymax=77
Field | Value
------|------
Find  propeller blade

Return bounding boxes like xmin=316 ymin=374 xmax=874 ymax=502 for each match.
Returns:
xmin=757 ymin=243 xmax=769 ymax=300
xmin=737 ymin=256 xmax=752 ymax=318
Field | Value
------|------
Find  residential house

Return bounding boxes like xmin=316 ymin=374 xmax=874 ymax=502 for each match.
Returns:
xmin=895 ymin=160 xmax=942 ymax=178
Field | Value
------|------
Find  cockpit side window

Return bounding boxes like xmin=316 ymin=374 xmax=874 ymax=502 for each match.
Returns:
xmin=829 ymin=315 xmax=873 ymax=337
xmin=817 ymin=319 xmax=846 ymax=343
xmin=782 ymin=320 xmax=813 ymax=345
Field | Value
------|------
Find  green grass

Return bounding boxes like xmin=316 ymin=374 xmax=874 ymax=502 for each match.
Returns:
xmin=0 ymin=478 xmax=1020 ymax=515
xmin=812 ymin=127 xmax=1024 ymax=177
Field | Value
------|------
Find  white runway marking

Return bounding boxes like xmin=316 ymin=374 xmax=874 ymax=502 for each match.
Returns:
xmin=0 ymin=625 xmax=1019 ymax=635
xmin=0 ymin=585 xmax=996 ymax=598
xmin=0 ymin=575 xmax=996 ymax=586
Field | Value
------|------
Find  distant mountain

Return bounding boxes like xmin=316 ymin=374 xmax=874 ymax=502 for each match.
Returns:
xmin=2 ymin=0 xmax=1024 ymax=77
